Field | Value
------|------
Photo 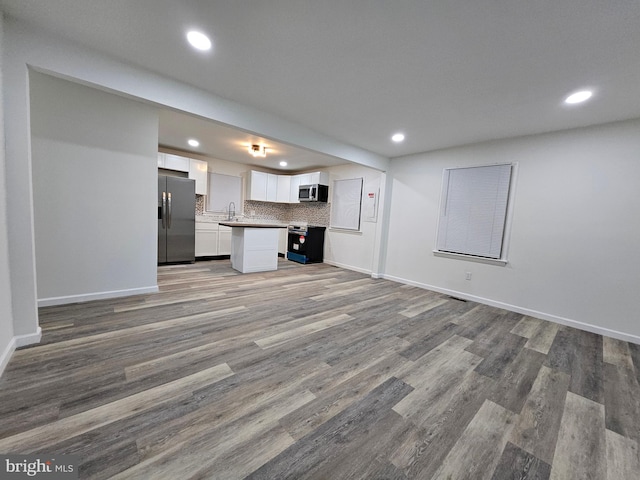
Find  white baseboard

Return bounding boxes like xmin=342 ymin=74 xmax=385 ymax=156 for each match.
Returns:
xmin=323 ymin=260 xmax=372 ymax=276
xmin=0 ymin=327 xmax=42 ymax=377
xmin=381 ymin=274 xmax=640 ymax=346
xmin=15 ymin=327 xmax=43 ymax=348
xmin=38 ymin=286 xmax=159 ymax=307
xmin=0 ymin=338 xmax=16 ymax=378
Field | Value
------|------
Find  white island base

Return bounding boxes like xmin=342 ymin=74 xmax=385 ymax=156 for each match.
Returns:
xmin=221 ymin=223 xmax=285 ymax=273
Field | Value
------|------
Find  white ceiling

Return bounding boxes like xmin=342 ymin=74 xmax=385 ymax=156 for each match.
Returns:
xmin=3 ymin=0 xmax=640 ymax=163
xmin=159 ymin=109 xmax=348 ymax=172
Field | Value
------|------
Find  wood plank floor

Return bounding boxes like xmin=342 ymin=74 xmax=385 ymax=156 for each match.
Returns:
xmin=1 ymin=260 xmax=639 ymax=479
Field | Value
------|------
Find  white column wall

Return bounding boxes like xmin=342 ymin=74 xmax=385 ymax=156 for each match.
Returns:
xmin=30 ymin=71 xmax=158 ymax=305
xmin=0 ymin=13 xmax=17 ymax=375
xmin=324 ymin=164 xmax=384 ymax=275
xmin=3 ymin=16 xmax=38 ymax=338
xmin=384 ymin=119 xmax=640 ymax=343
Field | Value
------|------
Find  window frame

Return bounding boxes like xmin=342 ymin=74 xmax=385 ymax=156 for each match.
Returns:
xmin=433 ymin=163 xmax=517 ymax=266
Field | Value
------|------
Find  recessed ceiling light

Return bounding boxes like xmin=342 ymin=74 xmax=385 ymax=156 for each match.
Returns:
xmin=186 ymin=31 xmax=212 ymax=51
xmin=564 ymin=90 xmax=593 ymax=105
xmin=187 ymin=138 xmax=200 ymax=147
xmin=279 ymin=161 xmax=288 ymax=167
xmin=392 ymin=133 xmax=405 ymax=143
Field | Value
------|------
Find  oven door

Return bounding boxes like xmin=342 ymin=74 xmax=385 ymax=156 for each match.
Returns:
xmin=288 ymin=231 xmax=308 ymax=256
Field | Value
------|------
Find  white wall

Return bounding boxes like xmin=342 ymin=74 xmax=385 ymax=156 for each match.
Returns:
xmin=0 ymin=14 xmax=17 ymax=375
xmin=30 ymin=71 xmax=159 ymax=305
xmin=324 ymin=163 xmax=384 ymax=275
xmin=385 ymin=118 xmax=640 ymax=342
xmin=1 ymin=17 xmax=387 ymax=343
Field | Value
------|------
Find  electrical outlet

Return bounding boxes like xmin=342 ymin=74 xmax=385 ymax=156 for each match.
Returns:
xmin=465 ymin=272 xmax=472 ymax=280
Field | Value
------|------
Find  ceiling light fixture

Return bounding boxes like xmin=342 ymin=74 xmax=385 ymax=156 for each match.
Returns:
xmin=186 ymin=31 xmax=212 ymax=51
xmin=564 ymin=90 xmax=593 ymax=105
xmin=279 ymin=161 xmax=288 ymax=167
xmin=187 ymin=138 xmax=200 ymax=147
xmin=392 ymin=133 xmax=405 ymax=142
xmin=248 ymin=144 xmax=267 ymax=158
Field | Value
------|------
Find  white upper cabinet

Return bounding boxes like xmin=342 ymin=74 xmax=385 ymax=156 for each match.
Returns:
xmin=276 ymin=175 xmax=291 ymax=203
xmin=266 ymin=173 xmax=278 ymax=202
xmin=289 ymin=174 xmax=301 ymax=204
xmin=247 ymin=169 xmax=329 ymax=203
xmin=163 ymin=154 xmax=190 ymax=172
xmin=158 ymin=153 xmax=206 ymax=195
xmin=298 ymin=171 xmax=329 ymax=185
xmin=247 ymin=170 xmax=268 ymax=201
xmin=247 ymin=171 xmax=285 ymax=202
xmin=310 ymin=171 xmax=330 ymax=185
xmin=297 ymin=173 xmax=312 ymax=186
xmin=189 ymin=159 xmax=208 ymax=195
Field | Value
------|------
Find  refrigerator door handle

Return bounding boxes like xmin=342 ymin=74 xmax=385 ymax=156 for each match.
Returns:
xmin=161 ymin=191 xmax=167 ymax=229
xmin=167 ymin=192 xmax=172 ymax=228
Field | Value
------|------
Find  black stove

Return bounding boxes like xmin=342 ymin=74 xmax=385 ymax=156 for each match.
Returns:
xmin=287 ymin=225 xmax=326 ymax=264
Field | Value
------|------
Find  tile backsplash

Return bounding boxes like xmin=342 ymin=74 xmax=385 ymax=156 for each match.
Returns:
xmin=195 ymin=195 xmax=206 ymax=215
xmin=244 ymin=200 xmax=330 ymax=226
xmin=287 ymin=202 xmax=330 ymax=226
xmin=197 ymin=197 xmax=330 ymax=226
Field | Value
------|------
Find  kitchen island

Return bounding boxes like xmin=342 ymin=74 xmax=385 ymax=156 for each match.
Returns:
xmin=218 ymin=222 xmax=287 ymax=273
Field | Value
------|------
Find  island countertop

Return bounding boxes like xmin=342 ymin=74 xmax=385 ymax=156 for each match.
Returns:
xmin=218 ymin=222 xmax=287 ymax=229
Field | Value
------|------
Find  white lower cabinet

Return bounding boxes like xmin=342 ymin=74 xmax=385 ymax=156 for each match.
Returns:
xmin=195 ymin=223 xmax=218 ymax=257
xmin=195 ymin=222 xmax=232 ymax=257
xmin=218 ymin=225 xmax=232 ymax=255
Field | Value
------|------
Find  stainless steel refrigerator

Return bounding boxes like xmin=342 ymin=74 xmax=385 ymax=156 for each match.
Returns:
xmin=158 ymin=175 xmax=195 ymax=264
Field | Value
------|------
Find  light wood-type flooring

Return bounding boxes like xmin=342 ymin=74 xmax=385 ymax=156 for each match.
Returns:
xmin=1 ymin=260 xmax=639 ymax=479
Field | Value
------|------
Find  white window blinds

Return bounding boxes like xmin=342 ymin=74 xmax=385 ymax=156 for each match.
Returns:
xmin=330 ymin=178 xmax=363 ymax=231
xmin=207 ymin=173 xmax=242 ymax=213
xmin=436 ymin=164 xmax=512 ymax=259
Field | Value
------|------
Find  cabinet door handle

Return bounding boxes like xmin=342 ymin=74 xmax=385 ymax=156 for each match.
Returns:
xmin=167 ymin=192 xmax=172 ymax=228
xmin=162 ymin=191 xmax=167 ymax=229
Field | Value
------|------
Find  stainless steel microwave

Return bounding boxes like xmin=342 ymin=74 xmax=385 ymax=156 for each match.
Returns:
xmin=299 ymin=184 xmax=328 ymax=202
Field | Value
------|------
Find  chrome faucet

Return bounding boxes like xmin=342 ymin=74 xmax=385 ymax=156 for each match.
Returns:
xmin=228 ymin=202 xmax=236 ymax=221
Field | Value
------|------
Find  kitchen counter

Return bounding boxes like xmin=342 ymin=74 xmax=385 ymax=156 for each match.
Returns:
xmin=195 ymin=215 xmax=224 ymax=223
xmin=220 ymin=223 xmax=286 ymax=273
xmin=218 ymin=222 xmax=287 ymax=229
